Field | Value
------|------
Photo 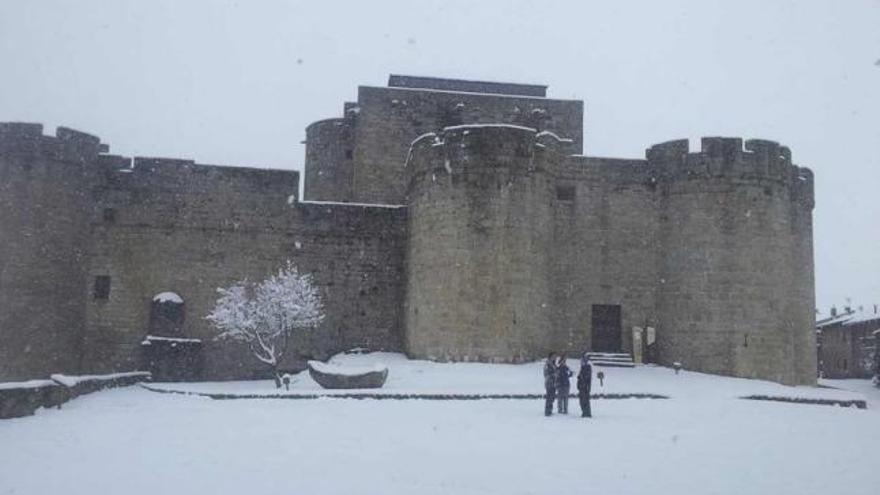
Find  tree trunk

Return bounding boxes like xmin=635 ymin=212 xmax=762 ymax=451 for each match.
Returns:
xmin=272 ymin=366 xmax=282 ymax=388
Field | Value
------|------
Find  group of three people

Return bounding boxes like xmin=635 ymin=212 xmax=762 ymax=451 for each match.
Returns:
xmin=543 ymin=352 xmax=592 ymax=417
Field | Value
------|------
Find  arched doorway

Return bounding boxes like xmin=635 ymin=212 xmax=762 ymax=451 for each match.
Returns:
xmin=141 ymin=292 xmax=203 ymax=381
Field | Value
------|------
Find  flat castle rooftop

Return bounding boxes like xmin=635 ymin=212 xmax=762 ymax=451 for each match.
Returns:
xmin=387 ymin=74 xmax=548 ymax=97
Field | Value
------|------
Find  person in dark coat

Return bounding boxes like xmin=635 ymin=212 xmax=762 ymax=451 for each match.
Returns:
xmin=556 ymin=355 xmax=573 ymax=414
xmin=543 ymin=352 xmax=557 ymax=416
xmin=577 ymin=354 xmax=593 ymax=418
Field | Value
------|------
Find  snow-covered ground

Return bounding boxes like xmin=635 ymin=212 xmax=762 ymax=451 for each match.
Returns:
xmin=1 ymin=356 xmax=877 ymax=495
xmin=147 ymin=352 xmax=868 ymax=402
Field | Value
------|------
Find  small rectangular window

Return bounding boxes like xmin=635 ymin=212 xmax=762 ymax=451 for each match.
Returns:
xmin=102 ymin=208 xmax=117 ymax=223
xmin=94 ymin=276 xmax=111 ymax=300
xmin=556 ymin=185 xmax=576 ymax=201
xmin=345 ymin=149 xmax=353 ymax=159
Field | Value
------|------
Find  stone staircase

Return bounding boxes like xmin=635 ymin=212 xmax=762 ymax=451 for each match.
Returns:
xmin=585 ymin=352 xmax=635 ymax=368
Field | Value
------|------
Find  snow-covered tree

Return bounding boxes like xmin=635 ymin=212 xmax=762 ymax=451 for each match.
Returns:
xmin=206 ymin=262 xmax=324 ymax=387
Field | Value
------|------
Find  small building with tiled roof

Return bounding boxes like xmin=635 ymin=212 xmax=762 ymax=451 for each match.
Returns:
xmin=816 ymin=305 xmax=880 ymax=379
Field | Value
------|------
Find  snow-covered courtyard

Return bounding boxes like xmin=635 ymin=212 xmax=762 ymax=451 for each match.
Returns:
xmin=1 ymin=355 xmax=878 ymax=495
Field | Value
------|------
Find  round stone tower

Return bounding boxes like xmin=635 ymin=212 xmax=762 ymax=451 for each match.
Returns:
xmin=647 ymin=137 xmax=816 ymax=385
xmin=0 ymin=123 xmax=100 ymax=380
xmin=404 ymin=125 xmax=564 ymax=362
xmin=303 ymin=113 xmax=355 ymax=202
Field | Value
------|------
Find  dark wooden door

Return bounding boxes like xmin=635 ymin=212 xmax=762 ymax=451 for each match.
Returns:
xmin=591 ymin=304 xmax=622 ymax=352
xmin=141 ymin=339 xmax=203 ymax=382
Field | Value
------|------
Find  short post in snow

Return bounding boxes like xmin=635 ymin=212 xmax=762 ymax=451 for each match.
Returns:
xmin=597 ymin=371 xmax=605 ymax=387
xmin=282 ymin=374 xmax=291 ymax=391
xmin=673 ymin=362 xmax=682 ymax=375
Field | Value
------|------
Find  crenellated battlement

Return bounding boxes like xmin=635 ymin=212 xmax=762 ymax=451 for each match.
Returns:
xmin=645 ymin=136 xmax=813 ymax=206
xmin=646 ymin=136 xmax=794 ymax=177
xmin=0 ymin=122 xmax=106 ymax=165
xmin=89 ymin=154 xmax=299 ymax=200
xmin=405 ymin=124 xmax=573 ymax=190
xmin=792 ymin=166 xmax=815 ymax=208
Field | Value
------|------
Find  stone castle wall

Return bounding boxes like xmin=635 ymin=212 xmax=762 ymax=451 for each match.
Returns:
xmin=303 ymin=117 xmax=355 ymax=202
xmin=0 ymin=124 xmax=99 ymax=380
xmin=83 ymin=158 xmax=407 ymax=380
xmin=0 ymin=125 xmax=406 ymax=381
xmin=648 ymin=138 xmax=816 ymax=385
xmin=404 ymin=125 xmax=559 ymax=362
xmin=401 ymin=131 xmax=816 ymax=384
xmin=548 ymin=155 xmax=661 ymax=357
xmin=304 ymin=78 xmax=584 ymax=206
xmin=0 ymin=75 xmax=817 ymax=385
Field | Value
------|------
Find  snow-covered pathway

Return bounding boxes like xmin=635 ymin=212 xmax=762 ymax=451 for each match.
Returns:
xmin=1 ymin=378 xmax=877 ymax=495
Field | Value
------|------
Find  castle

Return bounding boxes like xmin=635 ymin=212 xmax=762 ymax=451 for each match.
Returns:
xmin=0 ymin=75 xmax=817 ymax=385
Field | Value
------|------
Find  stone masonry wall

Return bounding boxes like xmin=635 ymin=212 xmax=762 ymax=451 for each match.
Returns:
xmin=82 ymin=156 xmax=406 ymax=380
xmin=648 ymin=138 xmax=816 ymax=385
xmin=549 ymin=156 xmax=660 ymax=356
xmin=819 ymin=322 xmax=877 ymax=379
xmin=0 ymin=75 xmax=818 ymax=386
xmin=405 ymin=126 xmax=557 ymax=362
xmin=402 ymin=118 xmax=816 ymax=384
xmin=349 ymin=85 xmax=583 ymax=205
xmin=303 ymin=116 xmax=355 ymax=202
xmin=0 ymin=124 xmax=100 ymax=381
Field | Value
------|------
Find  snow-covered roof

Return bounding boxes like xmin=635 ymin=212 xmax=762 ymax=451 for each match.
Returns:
xmin=816 ymin=313 xmax=853 ymax=328
xmin=847 ymin=310 xmax=880 ymax=325
xmin=816 ymin=308 xmax=880 ymax=329
xmin=152 ymin=292 xmax=183 ymax=304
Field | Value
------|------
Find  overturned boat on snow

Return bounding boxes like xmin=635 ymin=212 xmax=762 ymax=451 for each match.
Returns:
xmin=307 ymin=360 xmax=388 ymax=389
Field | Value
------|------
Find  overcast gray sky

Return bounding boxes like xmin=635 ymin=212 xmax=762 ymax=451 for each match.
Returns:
xmin=1 ymin=0 xmax=877 ymax=313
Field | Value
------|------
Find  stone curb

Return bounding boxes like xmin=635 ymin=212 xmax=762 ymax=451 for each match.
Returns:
xmin=139 ymin=384 xmax=668 ymax=401
xmin=740 ymin=395 xmax=868 ymax=409
xmin=1 ymin=373 xmax=151 ymax=419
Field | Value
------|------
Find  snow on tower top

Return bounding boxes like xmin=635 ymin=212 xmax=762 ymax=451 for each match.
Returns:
xmin=153 ymin=292 xmax=184 ymax=304
xmin=388 ymin=74 xmax=547 ymax=97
